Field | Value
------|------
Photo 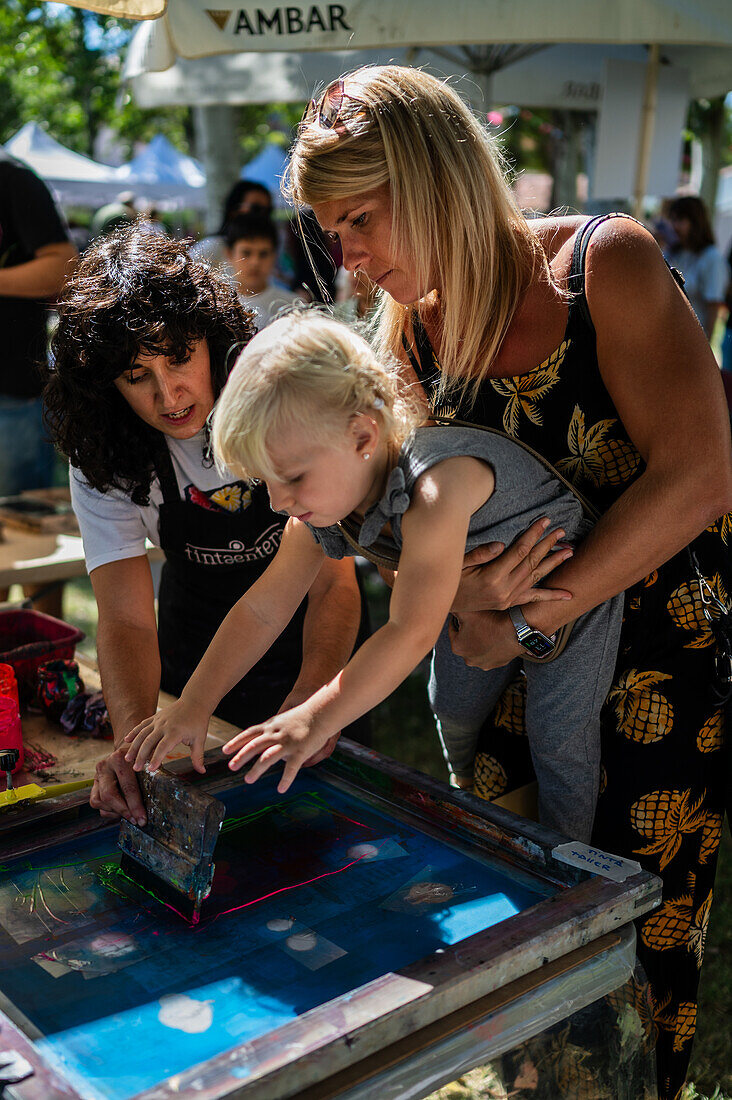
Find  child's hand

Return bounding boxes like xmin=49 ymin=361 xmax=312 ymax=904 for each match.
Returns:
xmin=222 ymin=704 xmax=329 ymax=793
xmin=123 ymin=699 xmax=210 ymax=775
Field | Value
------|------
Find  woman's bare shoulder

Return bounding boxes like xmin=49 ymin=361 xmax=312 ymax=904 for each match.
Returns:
xmin=528 ymin=214 xmax=586 ymax=260
xmin=583 ymin=217 xmax=671 ymax=318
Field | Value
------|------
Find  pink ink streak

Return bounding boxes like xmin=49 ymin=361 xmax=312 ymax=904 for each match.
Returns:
xmin=204 ymin=855 xmax=367 ymax=927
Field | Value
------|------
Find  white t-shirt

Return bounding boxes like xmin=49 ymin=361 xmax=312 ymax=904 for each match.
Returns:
xmin=239 ymin=284 xmax=301 ymax=330
xmin=70 ymin=430 xmax=256 ymax=575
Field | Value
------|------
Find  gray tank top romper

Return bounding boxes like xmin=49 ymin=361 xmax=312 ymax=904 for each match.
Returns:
xmin=308 ymin=424 xmax=591 ymax=563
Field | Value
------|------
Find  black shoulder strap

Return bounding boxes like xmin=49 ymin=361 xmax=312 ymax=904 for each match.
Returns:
xmin=152 ymin=440 xmax=181 ymax=505
xmin=568 ymin=213 xmax=616 ymax=335
xmin=569 ymin=212 xmax=686 ymax=336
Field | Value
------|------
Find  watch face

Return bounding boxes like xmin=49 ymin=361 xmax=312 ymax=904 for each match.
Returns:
xmin=522 ymin=631 xmax=555 ymax=658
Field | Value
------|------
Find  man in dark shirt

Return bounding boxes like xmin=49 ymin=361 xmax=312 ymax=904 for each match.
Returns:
xmin=0 ymin=149 xmax=77 ymax=611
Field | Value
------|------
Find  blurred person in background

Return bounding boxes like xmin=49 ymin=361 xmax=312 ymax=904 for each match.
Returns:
xmin=138 ymin=204 xmax=168 ymax=238
xmin=0 ymin=146 xmax=78 ymax=613
xmin=664 ymin=196 xmax=728 ymax=340
xmin=191 ymin=179 xmax=273 ymax=272
xmin=90 ymin=191 xmax=137 ymax=239
xmin=224 ymin=213 xmax=300 ymax=329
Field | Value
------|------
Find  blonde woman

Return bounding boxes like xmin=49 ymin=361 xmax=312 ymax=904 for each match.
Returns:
xmin=285 ymin=66 xmax=732 ymax=1099
xmin=124 ymin=311 xmax=623 ymax=844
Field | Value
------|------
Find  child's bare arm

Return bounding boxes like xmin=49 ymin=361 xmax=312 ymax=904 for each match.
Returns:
xmin=123 ymin=520 xmax=325 ymax=772
xmin=225 ymin=457 xmax=494 ymax=790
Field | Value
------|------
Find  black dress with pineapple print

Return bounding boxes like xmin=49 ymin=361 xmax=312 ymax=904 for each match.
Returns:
xmin=404 ymin=214 xmax=730 ymax=1100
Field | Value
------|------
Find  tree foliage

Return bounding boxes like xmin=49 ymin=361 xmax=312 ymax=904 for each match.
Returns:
xmin=0 ymin=2 xmax=308 ymax=167
xmin=0 ymin=1 xmax=190 ymax=156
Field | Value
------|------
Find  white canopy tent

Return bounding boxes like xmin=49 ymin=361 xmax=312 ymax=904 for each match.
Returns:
xmin=114 ymin=133 xmax=208 ymax=207
xmin=4 ymin=121 xmax=122 ymax=207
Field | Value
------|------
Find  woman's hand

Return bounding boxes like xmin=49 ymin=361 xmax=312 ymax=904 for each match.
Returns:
xmin=451 ymin=518 xmax=573 ymax=615
xmin=122 ymin=698 xmax=210 ymax=775
xmin=449 ymin=609 xmax=523 ymax=671
xmin=223 ymin=703 xmax=331 ymax=794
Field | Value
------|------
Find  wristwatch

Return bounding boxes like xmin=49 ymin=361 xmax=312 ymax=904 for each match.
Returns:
xmin=508 ymin=607 xmax=557 ymax=659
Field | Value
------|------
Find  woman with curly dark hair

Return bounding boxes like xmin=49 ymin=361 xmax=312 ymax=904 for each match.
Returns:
xmin=44 ymin=226 xmax=362 ymax=825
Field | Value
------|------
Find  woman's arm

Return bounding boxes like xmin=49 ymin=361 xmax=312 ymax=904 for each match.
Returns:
xmin=223 ymin=457 xmax=492 ymax=791
xmin=124 ymin=520 xmax=325 ymax=772
xmin=451 ymin=219 xmax=732 ymax=669
xmin=88 ymin=555 xmax=162 ymax=826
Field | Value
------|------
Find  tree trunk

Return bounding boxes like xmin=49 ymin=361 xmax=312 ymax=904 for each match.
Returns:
xmin=699 ymin=96 xmax=725 ymax=214
xmin=193 ymin=106 xmax=241 ymax=234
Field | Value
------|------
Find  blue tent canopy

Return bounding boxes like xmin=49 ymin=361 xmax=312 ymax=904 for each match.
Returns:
xmin=240 ymin=144 xmax=289 ymax=207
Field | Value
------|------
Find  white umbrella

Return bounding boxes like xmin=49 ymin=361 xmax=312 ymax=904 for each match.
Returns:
xmin=118 ymin=1 xmax=732 ymax=210
xmin=125 ymin=37 xmax=731 ymax=110
xmin=105 ymin=0 xmax=732 ymax=56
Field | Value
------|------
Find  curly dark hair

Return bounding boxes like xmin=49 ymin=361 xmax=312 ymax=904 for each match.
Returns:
xmin=44 ymin=225 xmax=255 ymax=505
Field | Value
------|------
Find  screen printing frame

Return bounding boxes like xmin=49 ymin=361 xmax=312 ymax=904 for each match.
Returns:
xmin=0 ymin=741 xmax=662 ymax=1100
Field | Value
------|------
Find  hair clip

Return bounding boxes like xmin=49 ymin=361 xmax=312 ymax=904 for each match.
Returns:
xmin=373 ymin=396 xmax=384 ymax=409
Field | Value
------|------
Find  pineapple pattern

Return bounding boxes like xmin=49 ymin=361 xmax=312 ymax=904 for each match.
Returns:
xmin=408 ymin=214 xmax=731 ymax=1100
xmin=696 ymin=709 xmax=724 ymax=754
xmin=493 ymin=673 xmax=526 ymax=736
xmin=473 ymin=752 xmax=509 ymax=800
xmin=488 ymin=339 xmax=567 ymax=435
xmin=630 ymin=790 xmax=706 ymax=870
xmin=608 ymin=670 xmax=674 ymax=744
xmin=658 ymin=1002 xmax=696 ymax=1054
xmin=557 ymin=405 xmax=640 ymax=488
xmin=667 ymin=573 xmax=730 ymax=649
xmin=698 ymin=812 xmax=723 ymax=865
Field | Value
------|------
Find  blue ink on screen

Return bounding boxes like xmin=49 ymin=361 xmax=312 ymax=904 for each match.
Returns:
xmin=0 ymin=774 xmax=550 ymax=1099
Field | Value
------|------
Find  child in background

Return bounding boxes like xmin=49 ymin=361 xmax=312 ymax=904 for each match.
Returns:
xmin=223 ymin=214 xmax=301 ymax=330
xmin=124 ymin=312 xmax=623 ymax=842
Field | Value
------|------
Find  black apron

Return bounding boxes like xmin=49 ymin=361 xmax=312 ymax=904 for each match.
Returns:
xmin=154 ymin=442 xmax=306 ymax=727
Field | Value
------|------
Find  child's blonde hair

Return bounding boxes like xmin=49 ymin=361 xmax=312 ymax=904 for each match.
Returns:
xmin=212 ymin=309 xmax=424 ymax=484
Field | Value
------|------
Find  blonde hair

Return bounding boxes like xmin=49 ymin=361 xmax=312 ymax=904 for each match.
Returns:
xmin=211 ymin=308 xmax=424 ymax=484
xmin=284 ymin=65 xmax=548 ymax=405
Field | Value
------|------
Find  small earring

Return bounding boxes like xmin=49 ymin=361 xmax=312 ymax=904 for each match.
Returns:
xmin=363 ymin=452 xmax=371 ymax=461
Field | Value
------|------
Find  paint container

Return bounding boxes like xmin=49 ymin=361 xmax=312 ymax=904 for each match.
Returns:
xmin=0 ymin=664 xmax=19 ymax=710
xmin=0 ymin=694 xmax=23 ymax=774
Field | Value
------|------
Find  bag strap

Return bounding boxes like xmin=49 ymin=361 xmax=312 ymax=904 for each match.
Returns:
xmin=337 ymin=515 xmax=401 ymax=569
xmin=429 ymin=416 xmax=600 ymax=522
xmin=336 ymin=416 xmax=599 ymax=570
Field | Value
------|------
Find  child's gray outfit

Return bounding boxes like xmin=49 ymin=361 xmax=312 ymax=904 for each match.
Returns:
xmin=308 ymin=425 xmax=623 ymax=842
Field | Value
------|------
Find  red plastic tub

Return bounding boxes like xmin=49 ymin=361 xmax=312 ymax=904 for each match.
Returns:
xmin=0 ymin=610 xmax=84 ymax=701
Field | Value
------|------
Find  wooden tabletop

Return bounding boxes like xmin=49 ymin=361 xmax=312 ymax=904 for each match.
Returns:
xmin=0 ymin=526 xmax=165 ymax=587
xmin=2 ymin=652 xmax=237 ymax=792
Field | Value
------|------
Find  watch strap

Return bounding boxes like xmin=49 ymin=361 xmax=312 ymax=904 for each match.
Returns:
xmin=508 ymin=605 xmax=532 ymax=640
